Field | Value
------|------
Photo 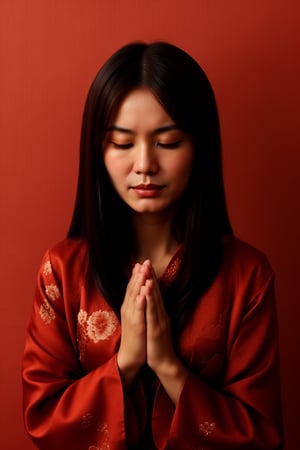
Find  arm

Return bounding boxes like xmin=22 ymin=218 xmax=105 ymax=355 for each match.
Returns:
xmin=22 ymin=249 xmax=145 ymax=450
xmin=152 ymin=272 xmax=284 ymax=450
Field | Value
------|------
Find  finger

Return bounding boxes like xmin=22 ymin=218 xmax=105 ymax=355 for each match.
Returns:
xmin=141 ymin=259 xmax=152 ymax=278
xmin=145 ymin=280 xmax=161 ymax=325
xmin=146 ymin=274 xmax=165 ymax=317
xmin=125 ymin=264 xmax=146 ymax=303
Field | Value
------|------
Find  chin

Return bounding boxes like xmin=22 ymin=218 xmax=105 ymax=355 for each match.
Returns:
xmin=130 ymin=202 xmax=177 ymax=216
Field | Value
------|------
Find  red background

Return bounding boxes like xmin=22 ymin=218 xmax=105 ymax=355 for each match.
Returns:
xmin=1 ymin=1 xmax=299 ymax=448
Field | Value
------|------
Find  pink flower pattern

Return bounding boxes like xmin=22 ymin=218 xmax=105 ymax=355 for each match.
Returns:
xmin=43 ymin=260 xmax=52 ymax=276
xmin=86 ymin=422 xmax=110 ymax=449
xmin=39 ymin=299 xmax=55 ymax=324
xmin=45 ymin=284 xmax=60 ymax=301
xmin=199 ymin=421 xmax=216 ymax=436
xmin=77 ymin=309 xmax=118 ymax=360
xmin=87 ymin=310 xmax=118 ymax=343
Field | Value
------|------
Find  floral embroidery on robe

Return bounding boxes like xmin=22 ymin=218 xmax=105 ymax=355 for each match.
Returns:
xmin=22 ymin=237 xmax=283 ymax=450
xmin=77 ymin=309 xmax=119 ymax=360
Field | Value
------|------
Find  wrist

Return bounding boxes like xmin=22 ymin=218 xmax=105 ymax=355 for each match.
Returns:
xmin=156 ymin=358 xmax=187 ymax=381
xmin=117 ymin=353 xmax=142 ymax=388
xmin=154 ymin=358 xmax=187 ymax=404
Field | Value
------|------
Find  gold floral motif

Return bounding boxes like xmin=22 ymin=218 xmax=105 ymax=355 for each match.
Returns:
xmin=159 ymin=245 xmax=183 ymax=288
xmin=87 ymin=310 xmax=118 ymax=343
xmin=77 ymin=311 xmax=88 ymax=361
xmin=45 ymin=283 xmax=60 ymax=301
xmin=81 ymin=412 xmax=95 ymax=429
xmin=198 ymin=421 xmax=216 ymax=436
xmin=77 ymin=309 xmax=118 ymax=360
xmin=87 ymin=422 xmax=110 ymax=450
xmin=78 ymin=310 xmax=88 ymax=325
xmin=160 ymin=255 xmax=181 ymax=288
xmin=97 ymin=423 xmax=110 ymax=449
xmin=39 ymin=299 xmax=55 ymax=324
xmin=43 ymin=260 xmax=52 ymax=276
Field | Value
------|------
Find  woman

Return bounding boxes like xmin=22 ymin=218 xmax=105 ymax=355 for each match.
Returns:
xmin=22 ymin=41 xmax=283 ymax=449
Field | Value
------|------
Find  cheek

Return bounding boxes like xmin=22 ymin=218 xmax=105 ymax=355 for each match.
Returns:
xmin=170 ymin=154 xmax=194 ymax=179
xmin=103 ymin=154 xmax=123 ymax=180
xmin=103 ymin=155 xmax=132 ymax=195
xmin=103 ymin=159 xmax=114 ymax=180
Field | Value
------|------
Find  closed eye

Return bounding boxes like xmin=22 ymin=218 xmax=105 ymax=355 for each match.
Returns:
xmin=156 ymin=140 xmax=182 ymax=149
xmin=111 ymin=142 xmax=133 ymax=149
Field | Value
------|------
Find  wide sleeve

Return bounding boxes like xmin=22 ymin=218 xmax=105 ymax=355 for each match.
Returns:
xmin=22 ymin=247 xmax=144 ymax=450
xmin=152 ymin=272 xmax=284 ymax=450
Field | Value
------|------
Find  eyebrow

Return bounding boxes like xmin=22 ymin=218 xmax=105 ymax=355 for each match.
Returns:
xmin=106 ymin=124 xmax=180 ymax=135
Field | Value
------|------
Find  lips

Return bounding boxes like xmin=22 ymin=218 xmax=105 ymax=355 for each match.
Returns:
xmin=131 ymin=183 xmax=165 ymax=198
xmin=133 ymin=184 xmax=163 ymax=190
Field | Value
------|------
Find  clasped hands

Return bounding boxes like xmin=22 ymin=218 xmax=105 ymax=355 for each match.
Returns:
xmin=117 ymin=260 xmax=186 ymax=404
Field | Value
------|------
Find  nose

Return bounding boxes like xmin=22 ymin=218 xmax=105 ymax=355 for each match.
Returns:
xmin=133 ymin=142 xmax=159 ymax=175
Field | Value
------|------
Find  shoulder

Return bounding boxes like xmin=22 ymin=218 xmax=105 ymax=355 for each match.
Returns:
xmin=224 ymin=235 xmax=272 ymax=269
xmin=47 ymin=237 xmax=88 ymax=259
xmin=223 ymin=235 xmax=274 ymax=287
xmin=40 ymin=238 xmax=89 ymax=278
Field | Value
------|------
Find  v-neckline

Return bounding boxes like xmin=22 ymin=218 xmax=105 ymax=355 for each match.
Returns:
xmin=158 ymin=244 xmax=183 ymax=288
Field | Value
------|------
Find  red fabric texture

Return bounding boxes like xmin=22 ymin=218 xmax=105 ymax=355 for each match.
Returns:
xmin=22 ymin=236 xmax=283 ymax=449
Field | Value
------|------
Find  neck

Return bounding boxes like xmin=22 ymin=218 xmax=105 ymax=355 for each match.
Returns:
xmin=132 ymin=212 xmax=180 ymax=275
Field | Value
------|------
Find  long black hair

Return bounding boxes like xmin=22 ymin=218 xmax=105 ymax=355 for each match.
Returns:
xmin=68 ymin=41 xmax=233 ymax=332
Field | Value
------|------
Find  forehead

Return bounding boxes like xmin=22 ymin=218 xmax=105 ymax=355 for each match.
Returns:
xmin=110 ymin=88 xmax=174 ymax=131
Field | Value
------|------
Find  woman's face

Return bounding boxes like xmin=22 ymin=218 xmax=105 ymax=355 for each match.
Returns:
xmin=102 ymin=88 xmax=194 ymax=215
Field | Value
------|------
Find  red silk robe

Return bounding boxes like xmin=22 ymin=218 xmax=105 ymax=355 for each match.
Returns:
xmin=22 ymin=236 xmax=283 ymax=449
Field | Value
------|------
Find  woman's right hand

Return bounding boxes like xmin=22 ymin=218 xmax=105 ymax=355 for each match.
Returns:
xmin=117 ymin=261 xmax=150 ymax=387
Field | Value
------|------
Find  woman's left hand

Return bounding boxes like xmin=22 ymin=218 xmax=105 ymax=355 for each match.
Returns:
xmin=144 ymin=263 xmax=187 ymax=404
